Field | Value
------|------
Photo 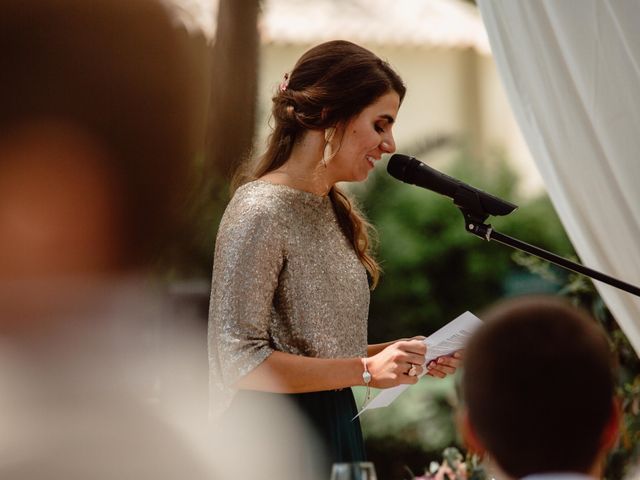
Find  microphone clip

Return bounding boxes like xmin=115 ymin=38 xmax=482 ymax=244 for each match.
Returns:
xmin=457 ymin=204 xmax=493 ymax=242
xmin=452 ymin=185 xmax=493 ymax=241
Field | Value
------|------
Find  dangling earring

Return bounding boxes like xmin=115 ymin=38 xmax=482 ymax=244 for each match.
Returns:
xmin=323 ymin=127 xmax=336 ymax=168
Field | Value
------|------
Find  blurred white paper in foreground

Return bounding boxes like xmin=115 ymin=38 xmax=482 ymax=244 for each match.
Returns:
xmin=355 ymin=311 xmax=482 ymax=417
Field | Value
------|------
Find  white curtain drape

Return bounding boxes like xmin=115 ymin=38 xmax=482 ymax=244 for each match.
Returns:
xmin=477 ymin=0 xmax=640 ymax=353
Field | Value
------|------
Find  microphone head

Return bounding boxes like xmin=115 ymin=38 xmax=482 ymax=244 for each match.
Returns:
xmin=386 ymin=153 xmax=412 ymax=182
xmin=387 ymin=153 xmax=458 ymax=198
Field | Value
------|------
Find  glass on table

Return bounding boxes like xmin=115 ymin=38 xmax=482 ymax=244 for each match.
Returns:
xmin=330 ymin=462 xmax=377 ymax=480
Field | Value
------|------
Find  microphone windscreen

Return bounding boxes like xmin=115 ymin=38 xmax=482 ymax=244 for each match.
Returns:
xmin=388 ymin=154 xmax=458 ymax=197
xmin=386 ymin=154 xmax=412 ymax=181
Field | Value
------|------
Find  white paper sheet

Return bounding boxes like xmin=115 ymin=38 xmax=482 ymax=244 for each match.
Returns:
xmin=354 ymin=311 xmax=482 ymax=418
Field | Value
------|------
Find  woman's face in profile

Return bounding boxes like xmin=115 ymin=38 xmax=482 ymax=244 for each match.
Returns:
xmin=329 ymin=90 xmax=400 ymax=183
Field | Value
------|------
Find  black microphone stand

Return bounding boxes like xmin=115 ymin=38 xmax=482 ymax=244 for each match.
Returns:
xmin=458 ymin=207 xmax=640 ymax=298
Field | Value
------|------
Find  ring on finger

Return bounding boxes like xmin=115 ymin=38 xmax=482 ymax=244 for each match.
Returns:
xmin=408 ymin=364 xmax=418 ymax=377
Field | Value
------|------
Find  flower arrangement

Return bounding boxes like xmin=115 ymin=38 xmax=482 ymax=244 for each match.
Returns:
xmin=412 ymin=447 xmax=487 ymax=480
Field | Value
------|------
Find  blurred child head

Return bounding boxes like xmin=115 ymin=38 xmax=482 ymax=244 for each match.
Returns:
xmin=460 ymin=296 xmax=619 ymax=478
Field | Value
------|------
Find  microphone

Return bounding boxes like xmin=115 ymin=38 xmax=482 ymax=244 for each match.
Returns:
xmin=387 ymin=154 xmax=518 ymax=218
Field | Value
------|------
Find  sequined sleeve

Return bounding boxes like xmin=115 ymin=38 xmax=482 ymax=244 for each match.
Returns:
xmin=208 ymin=193 xmax=284 ymax=390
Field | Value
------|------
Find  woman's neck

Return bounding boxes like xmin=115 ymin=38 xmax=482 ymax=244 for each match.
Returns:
xmin=261 ymin=131 xmax=335 ymax=196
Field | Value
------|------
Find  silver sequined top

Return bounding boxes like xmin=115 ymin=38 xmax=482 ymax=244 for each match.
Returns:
xmin=207 ymin=180 xmax=370 ymax=415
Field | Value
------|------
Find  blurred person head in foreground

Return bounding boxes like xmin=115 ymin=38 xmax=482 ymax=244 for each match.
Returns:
xmin=460 ymin=296 xmax=620 ymax=480
xmin=0 ymin=0 xmax=195 ymax=330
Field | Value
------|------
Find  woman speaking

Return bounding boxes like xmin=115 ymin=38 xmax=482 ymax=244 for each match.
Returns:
xmin=208 ymin=40 xmax=461 ymax=470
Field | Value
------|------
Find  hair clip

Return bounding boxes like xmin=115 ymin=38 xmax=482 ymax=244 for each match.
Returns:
xmin=279 ymin=72 xmax=289 ymax=92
